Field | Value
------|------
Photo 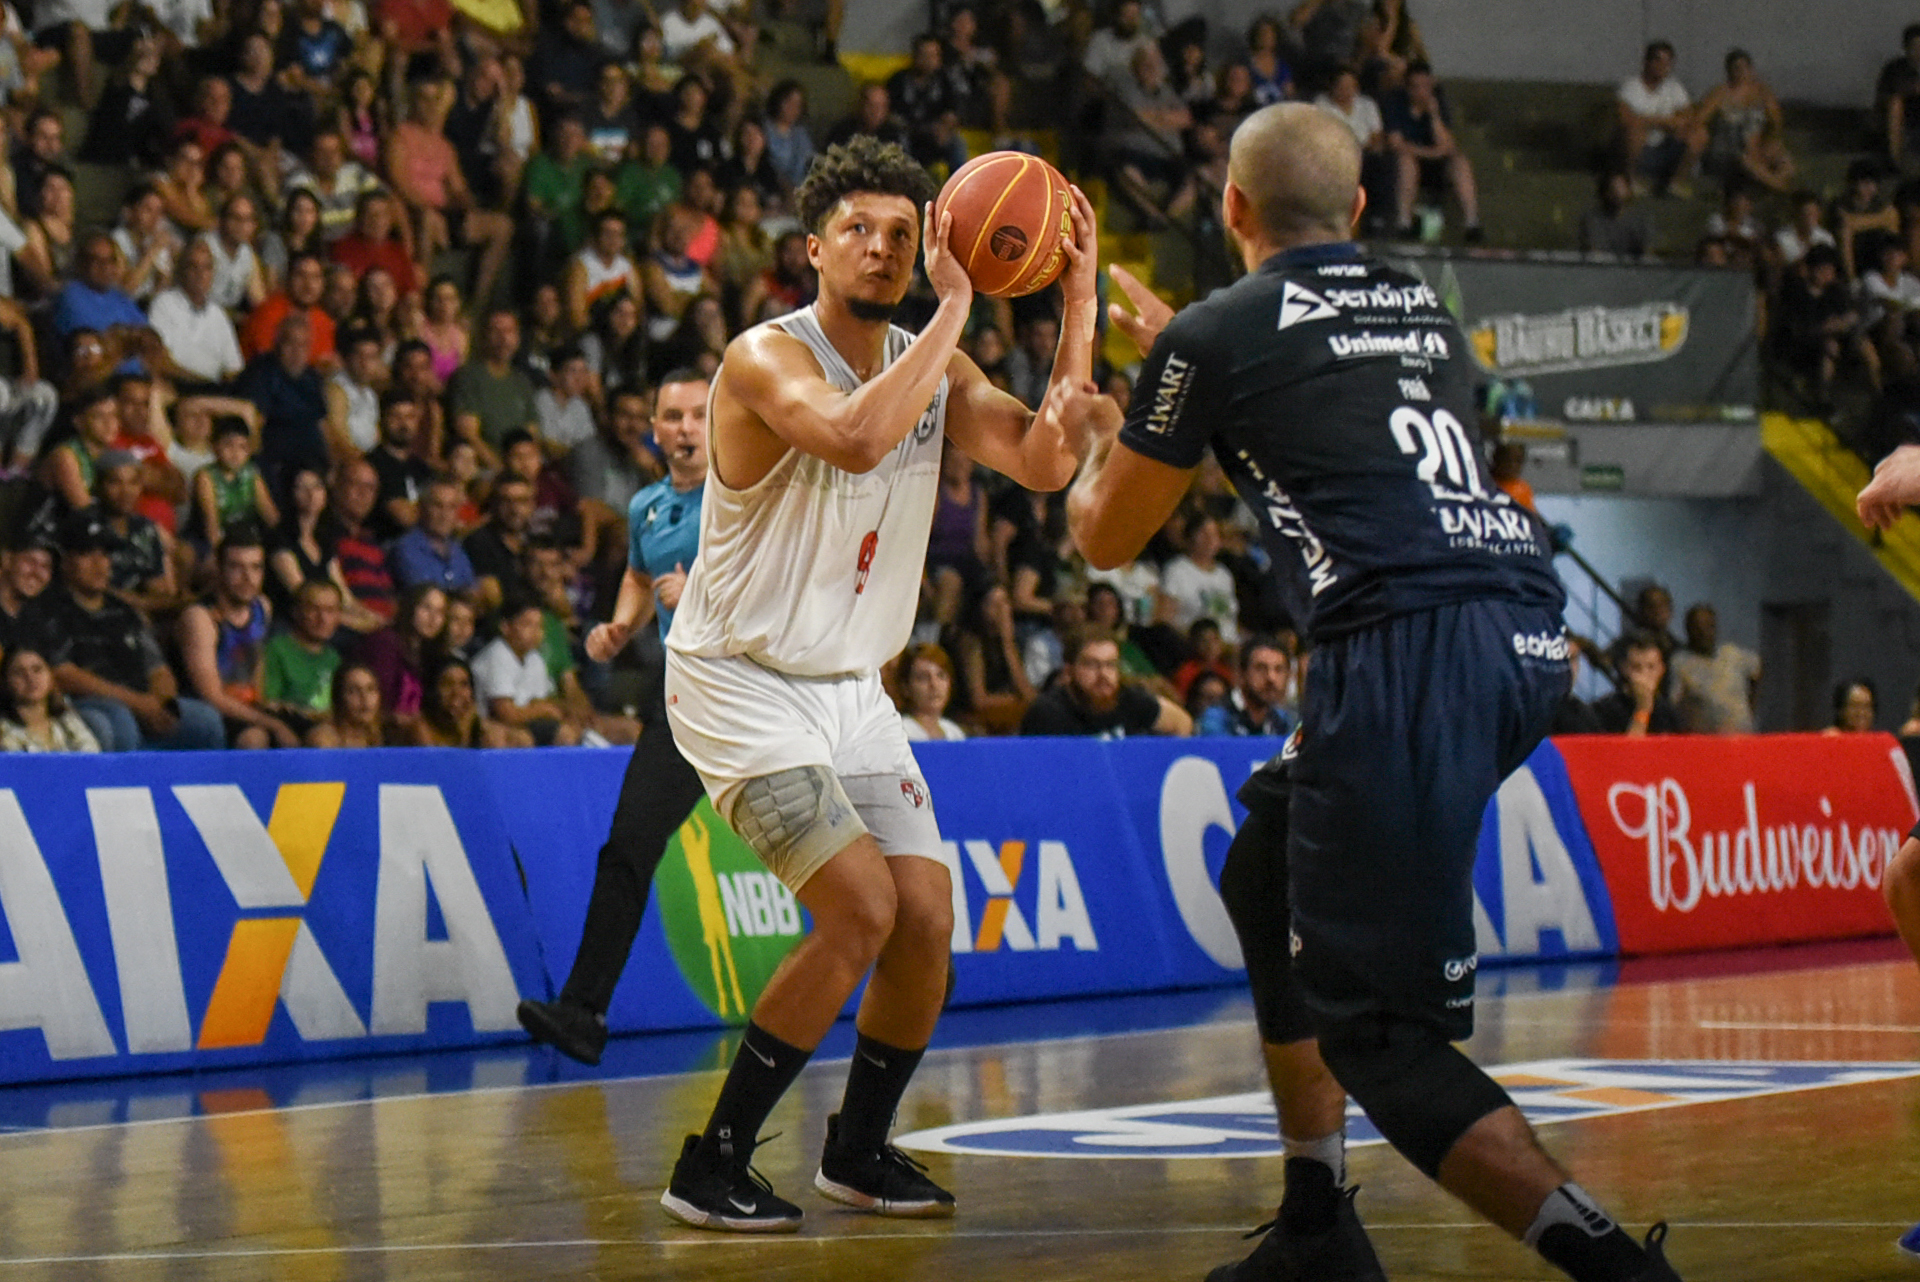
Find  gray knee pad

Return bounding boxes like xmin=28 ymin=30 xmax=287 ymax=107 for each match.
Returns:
xmin=726 ymin=765 xmax=869 ymax=891
xmin=1317 ymin=1015 xmax=1514 ymax=1178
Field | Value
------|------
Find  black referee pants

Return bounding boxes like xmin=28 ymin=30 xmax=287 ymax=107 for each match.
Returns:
xmin=558 ymin=710 xmax=708 ymax=1015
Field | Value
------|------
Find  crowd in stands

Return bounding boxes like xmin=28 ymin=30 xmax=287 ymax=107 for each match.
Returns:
xmin=0 ymin=0 xmax=1382 ymax=753
xmin=0 ymin=0 xmax=1910 ymax=754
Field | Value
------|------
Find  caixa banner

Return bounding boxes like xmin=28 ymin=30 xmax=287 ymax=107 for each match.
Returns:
xmin=0 ymin=737 xmax=1892 ymax=1084
xmin=0 ymin=751 xmax=547 ymax=1084
xmin=1555 ymin=733 xmax=1914 ymax=954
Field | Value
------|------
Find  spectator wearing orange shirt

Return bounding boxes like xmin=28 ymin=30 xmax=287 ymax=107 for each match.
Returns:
xmin=241 ymin=253 xmax=338 ymax=365
xmin=1491 ymin=440 xmax=1536 ymax=511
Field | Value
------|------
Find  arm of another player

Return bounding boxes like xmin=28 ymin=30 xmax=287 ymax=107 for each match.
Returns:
xmin=1067 ymin=264 xmax=1203 ymax=569
xmin=943 ymin=185 xmax=1101 ymax=492
xmin=720 ymin=205 xmax=973 ymax=475
xmin=1858 ymin=443 xmax=1920 ymax=529
xmin=585 ymin=564 xmax=657 ymax=662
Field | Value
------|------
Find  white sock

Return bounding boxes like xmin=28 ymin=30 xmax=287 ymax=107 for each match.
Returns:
xmin=1282 ymin=1130 xmax=1346 ymax=1187
xmin=1522 ymin=1183 xmax=1617 ymax=1249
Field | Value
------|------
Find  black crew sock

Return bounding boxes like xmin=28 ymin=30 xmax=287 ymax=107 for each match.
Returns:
xmin=1525 ymin=1184 xmax=1650 ymax=1282
xmin=1278 ymin=1155 xmax=1341 ymax=1235
xmin=835 ymin=1032 xmax=926 ymax=1156
xmin=695 ymin=1021 xmax=812 ymax=1165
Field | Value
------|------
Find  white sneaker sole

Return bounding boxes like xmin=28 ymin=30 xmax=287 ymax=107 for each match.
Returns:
xmin=813 ymin=1169 xmax=956 ymax=1218
xmin=659 ymin=1189 xmax=802 ymax=1233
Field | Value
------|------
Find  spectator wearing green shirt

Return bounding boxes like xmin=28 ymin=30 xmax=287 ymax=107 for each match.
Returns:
xmin=446 ymin=310 xmax=539 ymax=451
xmin=621 ymin=124 xmax=683 ymax=239
xmin=525 ymin=114 xmax=595 ymax=279
xmin=523 ymin=535 xmax=641 ymax=745
xmin=262 ymin=579 xmax=343 ymax=734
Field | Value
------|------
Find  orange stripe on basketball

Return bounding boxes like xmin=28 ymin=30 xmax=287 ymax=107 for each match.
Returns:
xmin=1004 ymin=174 xmax=1066 ymax=292
xmin=965 ymin=155 xmax=1033 ymax=289
xmin=938 ymin=155 xmax=1002 ymax=227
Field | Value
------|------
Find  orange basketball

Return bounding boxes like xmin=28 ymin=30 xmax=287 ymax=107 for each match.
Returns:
xmin=933 ymin=151 xmax=1073 ymax=299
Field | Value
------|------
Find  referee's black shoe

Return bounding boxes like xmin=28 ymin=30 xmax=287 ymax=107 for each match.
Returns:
xmin=814 ymin=1113 xmax=956 ymax=1217
xmin=661 ymin=1133 xmax=804 ymax=1232
xmin=516 ymin=998 xmax=607 ymax=1066
xmin=1205 ymin=1160 xmax=1386 ymax=1282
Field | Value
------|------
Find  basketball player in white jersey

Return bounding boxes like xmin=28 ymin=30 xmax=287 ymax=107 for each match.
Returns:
xmin=659 ymin=136 xmax=1101 ymax=1232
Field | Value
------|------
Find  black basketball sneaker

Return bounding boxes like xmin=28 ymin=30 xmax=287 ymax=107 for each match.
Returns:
xmin=661 ymin=1131 xmax=803 ymax=1233
xmin=813 ymin=1113 xmax=956 ymax=1217
xmin=1205 ymin=1159 xmax=1386 ymax=1282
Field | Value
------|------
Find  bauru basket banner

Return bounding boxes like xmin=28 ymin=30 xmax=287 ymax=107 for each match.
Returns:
xmin=1389 ymin=252 xmax=1760 ymax=427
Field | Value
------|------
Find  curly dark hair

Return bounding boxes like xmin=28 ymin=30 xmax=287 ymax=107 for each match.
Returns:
xmin=795 ymin=135 xmax=937 ymax=235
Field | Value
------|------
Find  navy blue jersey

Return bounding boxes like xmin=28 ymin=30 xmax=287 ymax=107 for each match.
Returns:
xmin=1118 ymin=241 xmax=1565 ymax=640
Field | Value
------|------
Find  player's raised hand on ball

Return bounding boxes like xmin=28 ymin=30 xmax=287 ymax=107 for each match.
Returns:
xmin=1859 ymin=443 xmax=1920 ymax=529
xmin=1058 ymin=184 xmax=1100 ymax=306
xmin=922 ymin=202 xmax=973 ymax=307
xmin=1108 ymin=264 xmax=1175 ymax=355
xmin=585 ymin=619 xmax=633 ymax=663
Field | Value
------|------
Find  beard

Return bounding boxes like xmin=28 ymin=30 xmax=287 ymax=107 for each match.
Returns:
xmin=846 ymin=295 xmax=901 ymax=323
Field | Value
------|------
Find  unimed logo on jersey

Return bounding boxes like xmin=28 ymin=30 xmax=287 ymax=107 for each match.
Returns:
xmin=0 ymin=782 xmax=521 ymax=1061
xmin=655 ymin=799 xmax=807 ymax=1023
xmin=946 ymin=838 xmax=1097 ymax=955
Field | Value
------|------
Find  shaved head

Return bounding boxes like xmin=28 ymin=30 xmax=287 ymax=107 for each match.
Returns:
xmin=1228 ymin=103 xmax=1363 ymax=247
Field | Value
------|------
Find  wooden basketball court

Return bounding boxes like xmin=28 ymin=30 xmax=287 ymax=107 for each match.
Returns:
xmin=0 ymin=940 xmax=1914 ymax=1280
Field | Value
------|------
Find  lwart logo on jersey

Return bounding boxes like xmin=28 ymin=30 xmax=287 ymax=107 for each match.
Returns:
xmin=1144 ymin=354 xmax=1195 ymax=435
xmin=894 ymin=1060 xmax=1920 ymax=1159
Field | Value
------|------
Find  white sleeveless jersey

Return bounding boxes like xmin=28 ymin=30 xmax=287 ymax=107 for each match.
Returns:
xmin=667 ymin=305 xmax=948 ymax=677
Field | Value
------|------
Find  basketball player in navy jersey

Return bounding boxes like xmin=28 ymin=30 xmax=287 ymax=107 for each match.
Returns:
xmin=1857 ymin=445 xmax=1920 ymax=1256
xmin=1061 ymin=103 xmax=1687 ymax=1282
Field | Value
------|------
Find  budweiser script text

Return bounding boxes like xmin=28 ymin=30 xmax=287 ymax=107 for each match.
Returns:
xmin=1605 ymin=779 xmax=1901 ymax=912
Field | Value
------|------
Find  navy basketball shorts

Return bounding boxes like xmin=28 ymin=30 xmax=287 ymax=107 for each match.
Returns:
xmin=1287 ymin=599 xmax=1571 ymax=1043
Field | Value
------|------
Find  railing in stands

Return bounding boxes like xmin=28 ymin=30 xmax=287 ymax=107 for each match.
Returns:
xmin=1552 ymin=535 xmax=1633 ymax=701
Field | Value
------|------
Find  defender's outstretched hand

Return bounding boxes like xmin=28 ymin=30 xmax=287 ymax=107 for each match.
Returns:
xmin=1859 ymin=444 xmax=1920 ymax=529
xmin=1107 ymin=264 xmax=1174 ymax=356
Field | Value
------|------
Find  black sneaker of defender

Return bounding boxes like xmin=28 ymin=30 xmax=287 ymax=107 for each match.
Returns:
xmin=1205 ymin=1180 xmax=1387 ymax=1282
xmin=814 ymin=1113 xmax=956 ymax=1218
xmin=516 ymin=998 xmax=608 ymax=1067
xmin=660 ymin=1133 xmax=804 ymax=1233
xmin=1629 ymin=1223 xmax=1684 ymax=1281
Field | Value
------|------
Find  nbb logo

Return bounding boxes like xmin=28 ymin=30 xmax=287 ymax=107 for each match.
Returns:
xmin=945 ymin=839 xmax=1097 ymax=954
xmin=0 ymin=782 xmax=521 ymax=1061
xmin=655 ymin=800 xmax=808 ymax=1023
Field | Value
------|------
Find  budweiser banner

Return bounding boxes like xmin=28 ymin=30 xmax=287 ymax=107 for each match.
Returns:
xmin=1554 ymin=734 xmax=1914 ymax=954
xmin=1388 ymin=252 xmax=1759 ymax=426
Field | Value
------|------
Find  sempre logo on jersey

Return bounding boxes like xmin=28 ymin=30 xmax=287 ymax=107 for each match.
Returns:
xmin=1277 ymin=281 xmax=1340 ymax=330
